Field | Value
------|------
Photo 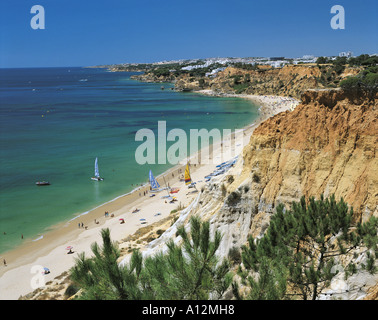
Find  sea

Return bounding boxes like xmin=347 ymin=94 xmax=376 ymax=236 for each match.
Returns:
xmin=0 ymin=67 xmax=259 ymax=254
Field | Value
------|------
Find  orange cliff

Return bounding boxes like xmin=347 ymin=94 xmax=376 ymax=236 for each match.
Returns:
xmin=241 ymin=88 xmax=377 ymax=222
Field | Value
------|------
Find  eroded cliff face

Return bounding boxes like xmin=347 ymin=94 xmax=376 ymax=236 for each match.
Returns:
xmin=208 ymin=65 xmax=321 ymax=98
xmin=176 ymin=65 xmax=362 ymax=98
xmin=236 ymin=89 xmax=377 ymax=224
xmin=131 ymin=64 xmax=363 ymax=98
xmin=139 ymin=88 xmax=377 ymax=299
xmin=148 ymin=89 xmax=377 ymax=252
xmin=153 ymin=88 xmax=375 ymax=243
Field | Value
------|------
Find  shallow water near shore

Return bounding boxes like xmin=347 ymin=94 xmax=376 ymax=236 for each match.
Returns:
xmin=0 ymin=67 xmax=259 ymax=254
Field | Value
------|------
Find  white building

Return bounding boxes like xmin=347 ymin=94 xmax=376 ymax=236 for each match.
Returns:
xmin=302 ymin=55 xmax=315 ymax=60
xmin=339 ymin=51 xmax=353 ymax=58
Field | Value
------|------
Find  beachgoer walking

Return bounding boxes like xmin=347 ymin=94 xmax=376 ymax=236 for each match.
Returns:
xmin=3 ymin=259 xmax=6 ymax=266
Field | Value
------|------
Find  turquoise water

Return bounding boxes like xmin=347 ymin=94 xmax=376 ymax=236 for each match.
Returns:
xmin=0 ymin=67 xmax=259 ymax=253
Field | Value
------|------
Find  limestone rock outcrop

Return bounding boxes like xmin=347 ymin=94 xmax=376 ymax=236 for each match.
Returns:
xmin=237 ymin=88 xmax=377 ymax=223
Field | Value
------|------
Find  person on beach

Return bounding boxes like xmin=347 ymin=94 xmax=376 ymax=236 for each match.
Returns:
xmin=3 ymin=259 xmax=6 ymax=267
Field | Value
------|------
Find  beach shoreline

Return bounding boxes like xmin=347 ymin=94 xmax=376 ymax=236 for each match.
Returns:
xmin=0 ymin=91 xmax=299 ymax=300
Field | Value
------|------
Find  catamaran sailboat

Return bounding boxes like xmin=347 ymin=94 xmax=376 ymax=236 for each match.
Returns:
xmin=91 ymin=157 xmax=104 ymax=181
xmin=149 ymin=170 xmax=160 ymax=191
xmin=185 ymin=163 xmax=196 ymax=189
xmin=149 ymin=170 xmax=167 ymax=192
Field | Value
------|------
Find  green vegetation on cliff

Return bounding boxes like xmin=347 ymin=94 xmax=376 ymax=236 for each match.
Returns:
xmin=340 ymin=66 xmax=378 ymax=99
xmin=315 ymin=54 xmax=378 ymax=97
xmin=317 ymin=54 xmax=378 ymax=67
xmin=70 ymin=216 xmax=232 ymax=300
xmin=69 ymin=196 xmax=377 ymax=300
xmin=125 ymin=54 xmax=376 ymax=98
xmin=234 ymin=195 xmax=377 ymax=300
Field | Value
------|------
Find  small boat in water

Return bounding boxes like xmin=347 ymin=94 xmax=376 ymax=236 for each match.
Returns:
xmin=91 ymin=157 xmax=104 ymax=181
xmin=36 ymin=181 xmax=50 ymax=186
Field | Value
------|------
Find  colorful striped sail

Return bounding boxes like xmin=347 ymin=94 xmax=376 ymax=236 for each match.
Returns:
xmin=149 ymin=170 xmax=160 ymax=189
xmin=184 ymin=164 xmax=192 ymax=185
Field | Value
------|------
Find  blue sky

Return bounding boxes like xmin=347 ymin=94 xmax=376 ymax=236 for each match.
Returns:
xmin=0 ymin=0 xmax=377 ymax=67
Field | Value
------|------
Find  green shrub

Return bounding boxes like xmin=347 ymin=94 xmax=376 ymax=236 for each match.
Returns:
xmin=226 ymin=191 xmax=241 ymax=206
xmin=221 ymin=183 xmax=227 ymax=197
xmin=236 ymin=195 xmax=378 ymax=300
xmin=233 ymin=83 xmax=250 ymax=94
xmin=227 ymin=175 xmax=234 ymax=184
xmin=64 ymin=283 xmax=80 ymax=298
xmin=156 ymin=229 xmax=164 ymax=235
xmin=70 ymin=218 xmax=233 ymax=300
xmin=252 ymin=172 xmax=260 ymax=183
xmin=228 ymin=247 xmax=242 ymax=265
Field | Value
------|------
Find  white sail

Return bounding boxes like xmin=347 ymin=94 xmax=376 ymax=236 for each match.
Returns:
xmin=91 ymin=157 xmax=103 ymax=181
xmin=94 ymin=157 xmax=100 ymax=178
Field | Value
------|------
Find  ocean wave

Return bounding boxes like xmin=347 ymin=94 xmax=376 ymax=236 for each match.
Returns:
xmin=32 ymin=235 xmax=44 ymax=241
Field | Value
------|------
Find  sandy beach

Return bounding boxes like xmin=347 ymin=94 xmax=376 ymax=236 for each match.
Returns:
xmin=0 ymin=92 xmax=299 ymax=300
